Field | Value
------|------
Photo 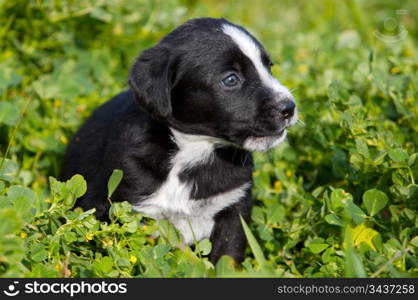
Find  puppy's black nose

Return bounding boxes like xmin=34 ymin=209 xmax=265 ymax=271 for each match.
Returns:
xmin=279 ymin=100 xmax=296 ymax=119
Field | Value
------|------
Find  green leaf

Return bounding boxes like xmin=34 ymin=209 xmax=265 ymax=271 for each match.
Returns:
xmin=157 ymin=219 xmax=182 ymax=246
xmin=58 ymin=174 xmax=87 ymax=208
xmin=362 ymin=189 xmax=389 ymax=216
xmin=328 ymin=80 xmax=349 ymax=102
xmin=99 ymin=256 xmax=114 ymax=273
xmin=30 ymin=244 xmax=48 ymax=262
xmin=329 ymin=189 xmax=353 ymax=211
xmin=124 ymin=221 xmax=138 ymax=233
xmin=308 ymin=239 xmax=329 ymax=254
xmin=90 ymin=7 xmax=113 ymax=22
xmin=408 ymin=153 xmax=418 ymax=166
xmin=7 ymin=185 xmax=36 ymax=222
xmin=0 ymin=208 xmax=23 ymax=235
xmin=67 ymin=174 xmax=87 ymax=199
xmin=251 ymin=206 xmax=264 ymax=224
xmin=49 ymin=176 xmax=67 ymax=202
xmin=388 ymin=148 xmax=408 ymax=163
xmin=407 ymin=184 xmax=418 ymax=200
xmin=215 ymin=256 xmax=236 ymax=277
xmin=198 ymin=238 xmax=212 ymax=256
xmin=345 ymin=246 xmax=366 ymax=277
xmin=266 ymin=203 xmax=285 ymax=223
xmin=347 ymin=201 xmax=366 ymax=224
xmin=355 ymin=138 xmax=369 ymax=158
xmin=324 ymin=214 xmax=343 ymax=226
xmin=188 ymin=261 xmax=208 ymax=277
xmin=0 ymin=67 xmax=21 ymax=92
xmin=28 ymin=264 xmax=60 ymax=278
xmin=344 ymin=226 xmax=366 ymax=277
xmin=410 ymin=236 xmax=418 ymax=247
xmin=0 ymin=102 xmax=19 ymax=126
xmin=240 ymin=216 xmax=266 ymax=268
xmin=107 ymin=169 xmax=123 ymax=198
xmin=257 ymin=224 xmax=273 ymax=242
xmin=0 ymin=159 xmax=19 ymax=182
xmin=109 ymin=201 xmax=134 ymax=223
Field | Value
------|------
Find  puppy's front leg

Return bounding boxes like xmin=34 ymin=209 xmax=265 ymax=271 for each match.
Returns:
xmin=209 ymin=193 xmax=252 ymax=264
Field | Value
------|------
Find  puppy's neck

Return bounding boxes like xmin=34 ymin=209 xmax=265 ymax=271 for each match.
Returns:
xmin=169 ymin=128 xmax=221 ymax=168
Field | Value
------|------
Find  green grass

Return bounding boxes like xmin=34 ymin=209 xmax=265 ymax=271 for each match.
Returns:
xmin=0 ymin=0 xmax=417 ymax=277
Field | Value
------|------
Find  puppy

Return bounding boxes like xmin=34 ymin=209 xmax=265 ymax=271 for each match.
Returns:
xmin=61 ymin=18 xmax=297 ymax=264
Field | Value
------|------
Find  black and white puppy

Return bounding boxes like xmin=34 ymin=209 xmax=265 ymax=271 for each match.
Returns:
xmin=61 ymin=18 xmax=297 ymax=263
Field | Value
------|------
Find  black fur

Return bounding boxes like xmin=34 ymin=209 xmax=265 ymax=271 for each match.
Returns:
xmin=61 ymin=18 xmax=295 ymax=264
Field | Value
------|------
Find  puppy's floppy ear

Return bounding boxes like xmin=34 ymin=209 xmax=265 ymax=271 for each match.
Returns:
xmin=129 ymin=46 xmax=175 ymax=120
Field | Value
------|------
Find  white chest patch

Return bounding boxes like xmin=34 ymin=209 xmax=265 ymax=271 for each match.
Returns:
xmin=133 ymin=129 xmax=251 ymax=245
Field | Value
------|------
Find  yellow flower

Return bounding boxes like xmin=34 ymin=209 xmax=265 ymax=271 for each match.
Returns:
xmin=77 ymin=104 xmax=87 ymax=113
xmin=4 ymin=50 xmax=13 ymax=58
xmin=130 ymin=256 xmax=137 ymax=264
xmin=273 ymin=180 xmax=283 ymax=192
xmin=60 ymin=135 xmax=68 ymax=144
xmin=286 ymin=170 xmax=292 ymax=177
xmin=403 ymin=47 xmax=414 ymax=57
xmin=345 ymin=223 xmax=378 ymax=252
xmin=54 ymin=100 xmax=62 ymax=108
xmin=366 ymin=138 xmax=377 ymax=146
xmin=297 ymin=65 xmax=308 ymax=74
xmin=298 ymin=113 xmax=304 ymax=121
xmin=296 ymin=49 xmax=309 ymax=60
xmin=102 ymin=238 xmax=113 ymax=247
xmin=19 ymin=232 xmax=27 ymax=239
xmin=146 ymin=236 xmax=155 ymax=245
xmin=391 ymin=66 xmax=401 ymax=74
xmin=85 ymin=233 xmax=94 ymax=241
xmin=54 ymin=263 xmax=61 ymax=271
xmin=113 ymin=23 xmax=123 ymax=35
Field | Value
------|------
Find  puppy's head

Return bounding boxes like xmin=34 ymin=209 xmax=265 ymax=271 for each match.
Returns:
xmin=129 ymin=18 xmax=298 ymax=152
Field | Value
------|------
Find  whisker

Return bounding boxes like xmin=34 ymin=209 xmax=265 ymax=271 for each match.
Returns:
xmin=296 ymin=119 xmax=306 ymax=126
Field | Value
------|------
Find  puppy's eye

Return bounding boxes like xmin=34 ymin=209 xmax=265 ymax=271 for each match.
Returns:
xmin=221 ymin=74 xmax=240 ymax=88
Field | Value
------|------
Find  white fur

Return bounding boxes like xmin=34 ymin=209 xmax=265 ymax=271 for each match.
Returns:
xmin=222 ymin=24 xmax=293 ymax=98
xmin=133 ymin=128 xmax=251 ymax=245
xmin=243 ymin=130 xmax=288 ymax=152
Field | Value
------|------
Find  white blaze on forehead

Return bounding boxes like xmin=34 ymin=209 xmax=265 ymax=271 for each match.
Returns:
xmin=222 ymin=24 xmax=292 ymax=98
